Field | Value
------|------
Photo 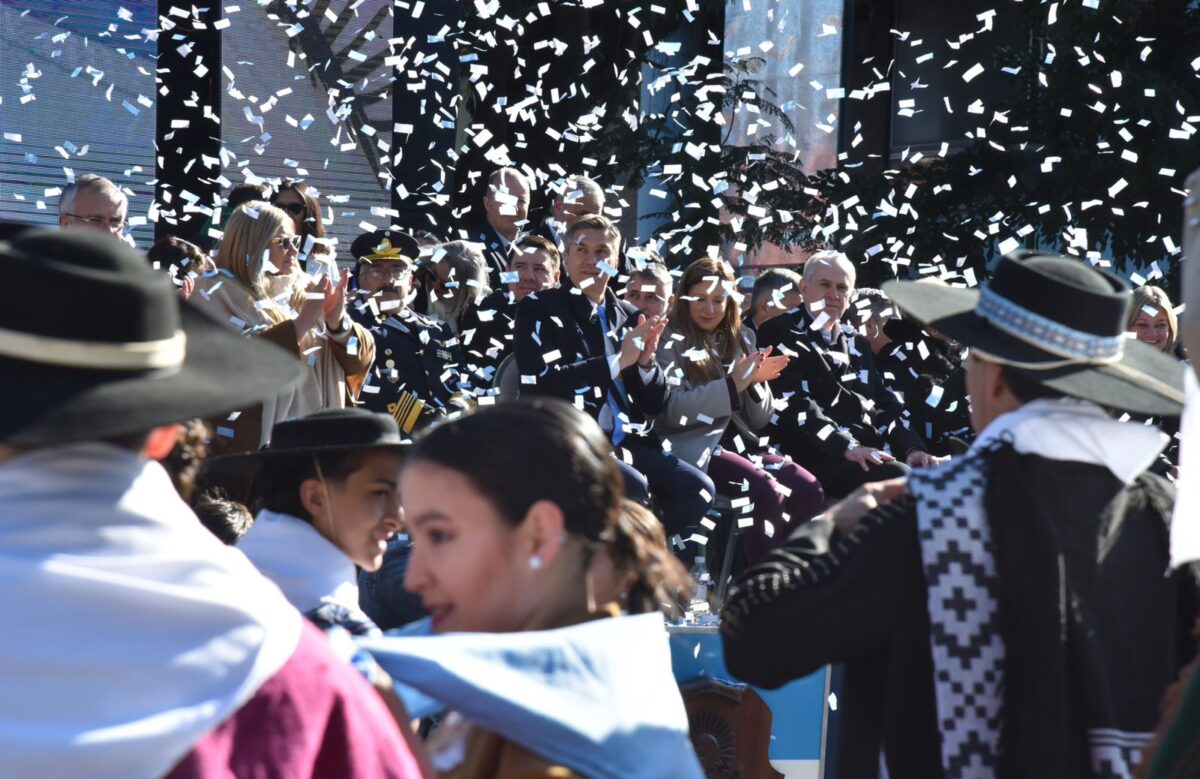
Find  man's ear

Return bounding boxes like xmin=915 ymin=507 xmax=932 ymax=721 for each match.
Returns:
xmin=143 ymin=424 xmax=182 ymax=460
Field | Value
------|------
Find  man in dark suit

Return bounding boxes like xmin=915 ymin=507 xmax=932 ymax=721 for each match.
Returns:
xmin=535 ymin=175 xmax=605 ymax=255
xmin=460 ymin=234 xmax=560 ymax=387
xmin=515 ymin=214 xmax=714 ymax=548
xmin=348 ymin=230 xmax=473 ymax=434
xmin=757 ymin=250 xmax=934 ymax=497
xmin=473 ymin=167 xmax=532 ymax=291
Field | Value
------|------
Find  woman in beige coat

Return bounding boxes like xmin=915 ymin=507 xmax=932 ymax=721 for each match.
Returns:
xmin=193 ymin=202 xmax=375 ymax=451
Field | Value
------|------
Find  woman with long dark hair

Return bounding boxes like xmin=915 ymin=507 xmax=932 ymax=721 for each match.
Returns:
xmin=655 ymin=257 xmax=826 ymax=564
xmin=271 ymin=179 xmax=332 ymax=267
xmin=362 ymin=399 xmax=703 ymax=778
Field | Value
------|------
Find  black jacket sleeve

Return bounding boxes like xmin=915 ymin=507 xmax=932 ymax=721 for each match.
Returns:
xmin=721 ymin=497 xmax=920 ymax=689
xmin=757 ymin=316 xmax=856 ymax=457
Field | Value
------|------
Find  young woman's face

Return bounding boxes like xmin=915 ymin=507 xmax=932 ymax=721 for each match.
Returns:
xmin=1130 ymin=308 xmax=1172 ymax=352
xmin=402 ymin=460 xmax=535 ymax=633
xmin=312 ymin=450 xmax=404 ymax=571
xmin=686 ymin=278 xmax=730 ymax=333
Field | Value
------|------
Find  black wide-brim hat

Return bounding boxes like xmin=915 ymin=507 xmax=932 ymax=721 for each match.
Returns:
xmin=0 ymin=228 xmax=306 ymax=445
xmin=883 ymin=251 xmax=1185 ymax=417
xmin=215 ymin=408 xmax=407 ymax=463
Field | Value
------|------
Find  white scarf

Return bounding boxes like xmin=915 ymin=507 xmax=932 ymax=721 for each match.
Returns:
xmin=0 ymin=444 xmax=301 ymax=779
xmin=238 ymin=509 xmax=361 ymax=616
xmin=1172 ymin=370 xmax=1200 ymax=567
xmin=970 ymin=397 xmax=1167 ymax=484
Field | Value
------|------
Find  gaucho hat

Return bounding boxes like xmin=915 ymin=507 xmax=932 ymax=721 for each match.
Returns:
xmin=217 ymin=408 xmax=407 ymax=461
xmin=0 ymin=228 xmax=305 ymax=445
xmin=883 ymin=251 xmax=1185 ymax=417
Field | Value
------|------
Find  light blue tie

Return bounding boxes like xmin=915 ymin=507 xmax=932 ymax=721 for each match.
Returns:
xmin=597 ymin=304 xmax=627 ymax=445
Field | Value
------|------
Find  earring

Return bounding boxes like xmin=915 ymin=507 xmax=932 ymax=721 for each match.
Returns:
xmin=528 ymin=554 xmax=543 ymax=570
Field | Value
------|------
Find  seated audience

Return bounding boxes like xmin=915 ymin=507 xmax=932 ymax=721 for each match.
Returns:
xmin=624 ymin=259 xmax=675 ymax=319
xmin=193 ymin=202 xmax=375 ymax=451
xmin=745 ymin=267 xmax=803 ymax=333
xmin=857 ymin=287 xmax=972 ymax=456
xmin=363 ymin=399 xmax=703 ymax=777
xmin=271 ymin=179 xmax=333 ymax=268
xmin=515 ymin=214 xmax=715 ymax=555
xmin=757 ymin=250 xmax=931 ymax=497
xmin=655 ymin=257 xmax=826 ymax=565
xmin=537 ymin=174 xmax=606 ymax=253
xmin=475 ymin=166 xmax=533 ymax=289
xmin=348 ymin=229 xmax=473 ymax=433
xmin=425 ymin=239 xmax=490 ymax=334
xmin=0 ymin=228 xmax=419 ymax=778
xmin=57 ymin=174 xmax=127 ymax=238
xmin=460 ymin=234 xmax=561 ymax=385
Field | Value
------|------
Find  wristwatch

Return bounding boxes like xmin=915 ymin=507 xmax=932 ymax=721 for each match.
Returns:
xmin=327 ymin=315 xmax=351 ymax=337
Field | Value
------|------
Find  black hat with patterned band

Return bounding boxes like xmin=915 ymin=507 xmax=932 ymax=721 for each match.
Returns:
xmin=0 ymin=228 xmax=305 ymax=445
xmin=883 ymin=251 xmax=1185 ymax=417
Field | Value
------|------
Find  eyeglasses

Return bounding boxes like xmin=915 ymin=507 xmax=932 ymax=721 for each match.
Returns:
xmin=365 ymin=264 xmax=410 ymax=279
xmin=273 ymin=201 xmax=306 ymax=217
xmin=64 ymin=213 xmax=126 ymax=231
xmin=271 ymin=235 xmax=303 ymax=250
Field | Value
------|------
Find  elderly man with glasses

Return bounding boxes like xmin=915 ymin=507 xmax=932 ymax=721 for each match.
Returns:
xmin=58 ymin=174 xmax=128 ymax=237
xmin=348 ymin=230 xmax=474 ymax=437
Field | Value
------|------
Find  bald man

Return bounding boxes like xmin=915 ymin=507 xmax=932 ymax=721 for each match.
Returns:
xmin=756 ymin=251 xmax=932 ymax=497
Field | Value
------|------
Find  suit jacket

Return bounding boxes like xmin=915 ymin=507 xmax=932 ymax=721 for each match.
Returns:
xmin=534 ymin=218 xmax=565 ymax=255
xmin=458 ymin=288 xmax=518 ymax=387
xmin=515 ymin=282 xmax=668 ymax=442
xmin=757 ymin=307 xmax=926 ymax=464
xmin=654 ymin=327 xmax=773 ymax=470
xmin=350 ymin=302 xmax=472 ymax=433
xmin=475 ymin=223 xmax=512 ymax=292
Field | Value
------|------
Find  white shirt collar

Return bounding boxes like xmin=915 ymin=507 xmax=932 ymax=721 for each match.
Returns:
xmin=970 ymin=397 xmax=1167 ymax=484
xmin=238 ymin=509 xmax=360 ymax=615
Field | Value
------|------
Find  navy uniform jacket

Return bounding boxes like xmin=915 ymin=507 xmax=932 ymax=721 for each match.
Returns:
xmin=350 ymin=300 xmax=472 ymax=432
xmin=514 ymin=282 xmax=668 ymax=442
xmin=757 ymin=307 xmax=926 ymax=463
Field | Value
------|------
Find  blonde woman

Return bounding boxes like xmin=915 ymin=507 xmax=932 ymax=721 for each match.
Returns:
xmin=194 ymin=202 xmax=375 ymax=451
xmin=1127 ymin=285 xmax=1179 ymax=355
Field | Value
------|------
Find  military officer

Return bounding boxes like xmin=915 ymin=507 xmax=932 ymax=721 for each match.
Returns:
xmin=349 ymin=230 xmax=474 ymax=434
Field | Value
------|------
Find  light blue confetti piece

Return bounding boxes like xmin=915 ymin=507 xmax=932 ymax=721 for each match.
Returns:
xmin=597 ymin=261 xmax=618 ymax=277
xmin=121 ymin=100 xmax=139 ymax=116
xmin=216 ymin=426 xmax=235 ymax=438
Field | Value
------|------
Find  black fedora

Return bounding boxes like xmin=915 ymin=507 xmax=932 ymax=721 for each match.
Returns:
xmin=0 ymin=228 xmax=305 ymax=445
xmin=883 ymin=252 xmax=1185 ymax=416
xmin=218 ymin=408 xmax=407 ymax=462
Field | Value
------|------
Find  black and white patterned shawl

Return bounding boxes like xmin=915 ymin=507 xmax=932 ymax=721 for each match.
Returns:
xmin=908 ymin=453 xmax=1006 ymax=779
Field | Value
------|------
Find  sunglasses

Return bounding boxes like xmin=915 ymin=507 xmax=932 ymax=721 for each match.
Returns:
xmin=271 ymin=235 xmax=303 ymax=250
xmin=273 ymin=201 xmax=306 ymax=217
